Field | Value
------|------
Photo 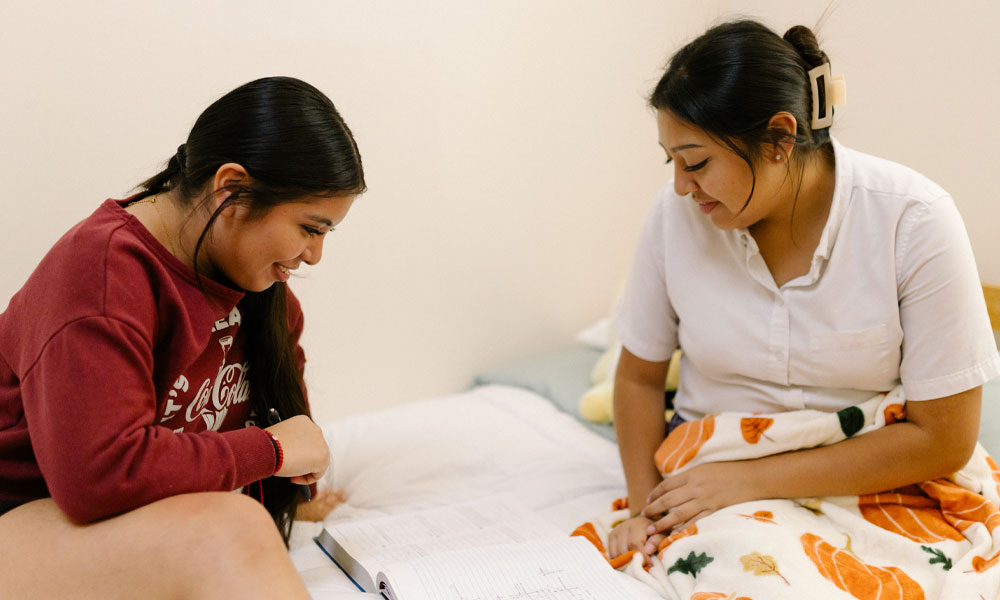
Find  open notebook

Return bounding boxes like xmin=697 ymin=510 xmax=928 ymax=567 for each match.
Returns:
xmin=315 ymin=497 xmax=637 ymax=600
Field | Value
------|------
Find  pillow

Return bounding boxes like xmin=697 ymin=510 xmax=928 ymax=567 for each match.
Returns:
xmin=472 ymin=348 xmax=616 ymax=441
xmin=574 ymin=317 xmax=612 ymax=350
xmin=573 ymin=285 xmax=625 ymax=351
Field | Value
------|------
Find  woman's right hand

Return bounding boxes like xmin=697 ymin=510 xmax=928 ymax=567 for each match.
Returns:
xmin=609 ymin=514 xmax=660 ymax=560
xmin=611 ymin=348 xmax=672 ymax=559
xmin=265 ymin=415 xmax=330 ymax=484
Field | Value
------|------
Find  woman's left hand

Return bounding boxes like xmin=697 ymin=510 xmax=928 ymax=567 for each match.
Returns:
xmin=641 ymin=461 xmax=762 ymax=535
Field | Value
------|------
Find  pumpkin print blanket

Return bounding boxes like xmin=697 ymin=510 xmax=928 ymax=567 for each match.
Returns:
xmin=573 ymin=387 xmax=1000 ymax=599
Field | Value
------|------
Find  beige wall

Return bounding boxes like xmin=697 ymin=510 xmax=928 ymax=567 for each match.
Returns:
xmin=1 ymin=2 xmax=996 ymax=423
xmin=714 ymin=0 xmax=1000 ymax=282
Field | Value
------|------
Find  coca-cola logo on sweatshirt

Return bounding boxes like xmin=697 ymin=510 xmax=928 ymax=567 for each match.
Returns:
xmin=159 ymin=307 xmax=250 ymax=432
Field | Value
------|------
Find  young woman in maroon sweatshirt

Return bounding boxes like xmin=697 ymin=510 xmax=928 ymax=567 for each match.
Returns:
xmin=0 ymin=76 xmax=365 ymax=598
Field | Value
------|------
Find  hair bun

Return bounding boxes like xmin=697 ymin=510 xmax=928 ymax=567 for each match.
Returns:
xmin=174 ymin=144 xmax=187 ymax=172
xmin=783 ymin=25 xmax=828 ymax=69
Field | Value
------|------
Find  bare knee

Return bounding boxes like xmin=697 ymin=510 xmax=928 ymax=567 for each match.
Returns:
xmin=157 ymin=492 xmax=287 ymax=560
xmin=135 ymin=493 xmax=295 ymax=598
xmin=0 ymin=493 xmax=304 ymax=600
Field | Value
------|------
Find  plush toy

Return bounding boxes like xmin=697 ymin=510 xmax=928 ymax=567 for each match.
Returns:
xmin=578 ymin=344 xmax=681 ymax=424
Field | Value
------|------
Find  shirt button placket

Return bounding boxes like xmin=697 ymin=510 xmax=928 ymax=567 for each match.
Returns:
xmin=768 ymin=294 xmax=790 ymax=385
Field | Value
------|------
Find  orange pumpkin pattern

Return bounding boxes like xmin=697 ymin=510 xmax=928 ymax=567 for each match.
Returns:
xmin=655 ymin=416 xmax=716 ymax=475
xmin=571 ymin=521 xmax=639 ymax=569
xmin=801 ymin=533 xmax=925 ymax=600
xmin=736 ymin=510 xmax=776 ymax=525
xmin=571 ymin=522 xmax=604 ymax=554
xmin=859 ymin=485 xmax=965 ymax=543
xmin=657 ymin=523 xmax=698 ymax=554
xmin=970 ymin=550 xmax=1000 ymax=573
xmin=883 ymin=403 xmax=906 ymax=425
xmin=740 ymin=417 xmax=774 ymax=444
xmin=921 ymin=479 xmax=1000 ymax=536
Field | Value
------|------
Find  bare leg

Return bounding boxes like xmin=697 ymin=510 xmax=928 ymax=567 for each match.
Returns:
xmin=0 ymin=492 xmax=311 ymax=600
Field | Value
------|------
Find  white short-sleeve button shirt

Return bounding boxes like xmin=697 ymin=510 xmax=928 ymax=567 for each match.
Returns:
xmin=616 ymin=139 xmax=1000 ymax=421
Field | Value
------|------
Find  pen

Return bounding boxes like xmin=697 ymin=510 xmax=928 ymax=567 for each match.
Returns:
xmin=266 ymin=407 xmax=312 ymax=501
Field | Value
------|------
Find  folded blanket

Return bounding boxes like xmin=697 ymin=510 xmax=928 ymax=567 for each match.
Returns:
xmin=573 ymin=388 xmax=1000 ymax=599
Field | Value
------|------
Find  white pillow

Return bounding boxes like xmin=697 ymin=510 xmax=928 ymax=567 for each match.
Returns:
xmin=574 ymin=284 xmax=627 ymax=350
xmin=574 ymin=317 xmax=612 ymax=350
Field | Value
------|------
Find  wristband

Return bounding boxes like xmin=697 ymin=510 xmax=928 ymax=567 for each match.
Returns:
xmin=265 ymin=431 xmax=284 ymax=473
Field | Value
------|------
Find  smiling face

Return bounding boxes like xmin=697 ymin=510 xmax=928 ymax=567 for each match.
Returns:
xmin=656 ymin=110 xmax=790 ymax=231
xmin=204 ymin=193 xmax=356 ymax=292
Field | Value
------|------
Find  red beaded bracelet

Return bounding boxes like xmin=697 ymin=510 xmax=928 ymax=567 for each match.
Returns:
xmin=265 ymin=431 xmax=284 ymax=473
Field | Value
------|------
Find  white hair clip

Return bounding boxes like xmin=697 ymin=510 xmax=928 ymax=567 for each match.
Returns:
xmin=808 ymin=63 xmax=847 ymax=130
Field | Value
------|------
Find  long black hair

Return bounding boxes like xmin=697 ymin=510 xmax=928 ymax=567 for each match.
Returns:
xmin=138 ymin=76 xmax=365 ymax=544
xmin=651 ymin=20 xmax=834 ymax=216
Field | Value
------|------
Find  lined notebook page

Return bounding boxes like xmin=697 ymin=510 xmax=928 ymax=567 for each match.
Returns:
xmin=325 ymin=497 xmax=563 ymax=571
xmin=378 ymin=536 xmax=637 ymax=600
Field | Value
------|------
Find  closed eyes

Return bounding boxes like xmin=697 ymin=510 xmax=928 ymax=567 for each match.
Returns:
xmin=303 ymin=226 xmax=330 ymax=237
xmin=663 ymin=156 xmax=709 ymax=172
xmin=684 ymin=158 xmax=709 ymax=172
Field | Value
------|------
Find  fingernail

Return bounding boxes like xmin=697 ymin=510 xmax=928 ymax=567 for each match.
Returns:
xmin=644 ymin=543 xmax=655 ymax=554
xmin=646 ymin=526 xmax=655 ymax=535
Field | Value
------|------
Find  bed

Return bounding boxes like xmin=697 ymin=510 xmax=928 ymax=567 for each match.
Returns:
xmin=286 ymin=347 xmax=661 ymax=598
xmin=286 ymin=330 xmax=1000 ymax=599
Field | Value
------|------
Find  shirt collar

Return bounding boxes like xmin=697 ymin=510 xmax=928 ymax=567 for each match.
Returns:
xmin=730 ymin=137 xmax=852 ymax=283
xmin=813 ymin=136 xmax=852 ymax=262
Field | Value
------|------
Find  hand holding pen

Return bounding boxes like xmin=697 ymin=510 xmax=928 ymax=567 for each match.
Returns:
xmin=264 ymin=409 xmax=329 ymax=501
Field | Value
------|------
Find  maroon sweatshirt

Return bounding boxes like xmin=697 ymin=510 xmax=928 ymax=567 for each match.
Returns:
xmin=0 ymin=199 xmax=306 ymax=522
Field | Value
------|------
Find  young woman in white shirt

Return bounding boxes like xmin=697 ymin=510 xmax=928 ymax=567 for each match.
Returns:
xmin=608 ymin=20 xmax=1000 ymax=559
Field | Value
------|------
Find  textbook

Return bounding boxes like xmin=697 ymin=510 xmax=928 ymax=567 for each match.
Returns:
xmin=314 ymin=498 xmax=637 ymax=600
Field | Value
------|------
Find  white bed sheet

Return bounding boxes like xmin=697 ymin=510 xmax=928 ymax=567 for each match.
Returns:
xmin=288 ymin=384 xmax=659 ymax=599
